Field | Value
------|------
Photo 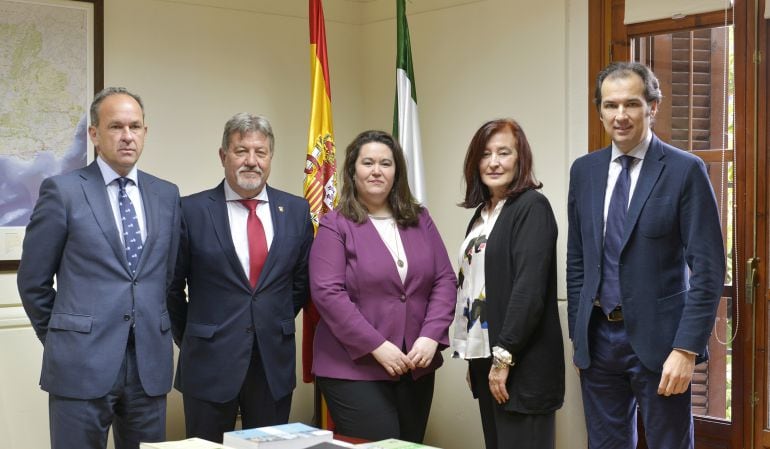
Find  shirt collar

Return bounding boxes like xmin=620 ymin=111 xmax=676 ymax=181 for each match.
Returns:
xmin=611 ymin=130 xmax=652 ymax=162
xmin=96 ymin=156 xmax=139 ymax=186
xmin=223 ymin=180 xmax=270 ymax=203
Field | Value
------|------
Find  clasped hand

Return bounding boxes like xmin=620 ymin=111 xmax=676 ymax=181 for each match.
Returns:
xmin=372 ymin=337 xmax=438 ymax=377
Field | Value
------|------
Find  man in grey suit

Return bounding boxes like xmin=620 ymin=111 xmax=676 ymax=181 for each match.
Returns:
xmin=168 ymin=113 xmax=313 ymax=443
xmin=17 ymin=87 xmax=181 ymax=449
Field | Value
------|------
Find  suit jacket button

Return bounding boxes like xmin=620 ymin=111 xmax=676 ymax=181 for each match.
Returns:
xmin=400 ymin=294 xmax=406 ymax=302
xmin=123 ymin=314 xmax=131 ymax=321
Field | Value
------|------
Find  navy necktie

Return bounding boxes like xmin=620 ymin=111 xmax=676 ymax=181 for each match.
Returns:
xmin=117 ymin=177 xmax=143 ymax=274
xmin=599 ymin=155 xmax=635 ymax=314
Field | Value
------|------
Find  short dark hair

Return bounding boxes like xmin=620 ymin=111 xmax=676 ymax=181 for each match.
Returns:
xmin=338 ymin=130 xmax=421 ymax=227
xmin=90 ymin=87 xmax=144 ymax=126
xmin=460 ymin=118 xmax=542 ymax=209
xmin=593 ymin=61 xmax=663 ymax=110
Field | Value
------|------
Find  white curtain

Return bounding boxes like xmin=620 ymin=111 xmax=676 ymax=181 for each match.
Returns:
xmin=625 ymin=0 xmax=732 ymax=24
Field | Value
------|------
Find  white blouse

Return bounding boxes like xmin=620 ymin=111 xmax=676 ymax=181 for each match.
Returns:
xmin=369 ymin=216 xmax=408 ymax=284
xmin=452 ymin=200 xmax=505 ymax=359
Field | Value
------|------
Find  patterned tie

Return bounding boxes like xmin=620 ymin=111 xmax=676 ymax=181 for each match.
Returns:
xmin=238 ymin=199 xmax=268 ymax=289
xmin=599 ymin=155 xmax=635 ymax=314
xmin=117 ymin=177 xmax=143 ymax=274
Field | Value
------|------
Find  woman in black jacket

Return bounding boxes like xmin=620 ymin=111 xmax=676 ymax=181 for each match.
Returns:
xmin=452 ymin=118 xmax=565 ymax=449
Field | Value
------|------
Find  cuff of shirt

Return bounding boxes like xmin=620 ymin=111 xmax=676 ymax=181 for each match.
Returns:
xmin=673 ymin=347 xmax=697 ymax=356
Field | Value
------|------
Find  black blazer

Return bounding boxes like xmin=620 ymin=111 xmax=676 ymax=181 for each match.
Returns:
xmin=468 ymin=189 xmax=565 ymax=414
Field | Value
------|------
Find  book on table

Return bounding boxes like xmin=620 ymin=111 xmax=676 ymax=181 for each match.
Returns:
xmin=356 ymin=439 xmax=440 ymax=449
xmin=304 ymin=442 xmax=356 ymax=448
xmin=223 ymin=422 xmax=333 ymax=449
xmin=140 ymin=437 xmax=234 ymax=448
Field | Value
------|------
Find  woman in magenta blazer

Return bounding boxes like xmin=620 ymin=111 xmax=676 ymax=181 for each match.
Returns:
xmin=309 ymin=130 xmax=456 ymax=443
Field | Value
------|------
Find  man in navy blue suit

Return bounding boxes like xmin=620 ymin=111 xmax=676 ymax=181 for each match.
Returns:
xmin=168 ymin=113 xmax=314 ymax=443
xmin=567 ymin=62 xmax=725 ymax=449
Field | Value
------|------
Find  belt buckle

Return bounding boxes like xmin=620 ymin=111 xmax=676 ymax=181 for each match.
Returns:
xmin=607 ymin=307 xmax=623 ymax=322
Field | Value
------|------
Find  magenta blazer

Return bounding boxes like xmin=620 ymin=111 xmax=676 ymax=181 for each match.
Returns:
xmin=309 ymin=209 xmax=457 ymax=381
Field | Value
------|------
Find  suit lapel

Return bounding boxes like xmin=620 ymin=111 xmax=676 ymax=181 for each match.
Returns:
xmin=80 ymin=162 xmax=130 ymax=273
xmin=207 ymin=183 xmax=252 ymax=289
xmin=590 ymin=148 xmax=612 ymax=258
xmin=256 ymin=186 xmax=284 ymax=290
xmin=621 ymin=136 xmax=665 ymax=248
xmin=135 ymin=171 xmax=160 ymax=275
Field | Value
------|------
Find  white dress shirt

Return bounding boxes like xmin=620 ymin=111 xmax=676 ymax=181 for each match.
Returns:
xmin=97 ymin=156 xmax=147 ymax=244
xmin=223 ymin=181 xmax=274 ymax=280
xmin=602 ymin=131 xmax=652 ymax=233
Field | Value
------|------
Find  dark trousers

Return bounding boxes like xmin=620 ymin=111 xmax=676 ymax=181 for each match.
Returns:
xmin=580 ymin=307 xmax=693 ymax=449
xmin=183 ymin=345 xmax=292 ymax=443
xmin=469 ymin=358 xmax=555 ymax=449
xmin=317 ymin=372 xmax=435 ymax=443
xmin=49 ymin=340 xmax=166 ymax=449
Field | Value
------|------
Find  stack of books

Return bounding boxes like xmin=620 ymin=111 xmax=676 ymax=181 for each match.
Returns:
xmin=140 ymin=437 xmax=234 ymax=449
xmin=356 ymin=439 xmax=439 ymax=449
xmin=223 ymin=423 xmax=334 ymax=449
xmin=140 ymin=426 xmax=441 ymax=449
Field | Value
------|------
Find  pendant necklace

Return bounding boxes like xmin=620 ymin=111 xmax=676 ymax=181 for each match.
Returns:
xmin=393 ymin=222 xmax=405 ymax=268
xmin=385 ymin=221 xmax=404 ymax=268
xmin=369 ymin=214 xmax=404 ymax=268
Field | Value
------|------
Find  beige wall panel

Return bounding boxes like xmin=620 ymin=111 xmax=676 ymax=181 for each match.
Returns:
xmin=0 ymin=308 xmax=49 ymax=448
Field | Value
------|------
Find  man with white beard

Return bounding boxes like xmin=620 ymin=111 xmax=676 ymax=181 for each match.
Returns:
xmin=168 ymin=113 xmax=314 ymax=443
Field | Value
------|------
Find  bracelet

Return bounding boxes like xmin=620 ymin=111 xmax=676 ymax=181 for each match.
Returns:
xmin=492 ymin=345 xmax=514 ymax=368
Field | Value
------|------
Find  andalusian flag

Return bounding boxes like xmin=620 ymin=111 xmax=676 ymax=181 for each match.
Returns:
xmin=302 ymin=0 xmax=337 ymax=386
xmin=393 ymin=0 xmax=426 ymax=204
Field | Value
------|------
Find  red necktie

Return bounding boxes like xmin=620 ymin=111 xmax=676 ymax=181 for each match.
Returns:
xmin=238 ymin=199 xmax=268 ymax=289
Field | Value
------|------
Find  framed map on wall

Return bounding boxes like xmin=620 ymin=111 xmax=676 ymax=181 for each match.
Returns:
xmin=0 ymin=0 xmax=103 ymax=270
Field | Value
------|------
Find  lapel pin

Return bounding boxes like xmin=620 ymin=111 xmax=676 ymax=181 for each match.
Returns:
xmin=278 ymin=206 xmax=284 ymax=213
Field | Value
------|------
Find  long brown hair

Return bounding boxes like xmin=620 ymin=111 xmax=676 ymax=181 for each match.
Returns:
xmin=338 ymin=130 xmax=421 ymax=227
xmin=460 ymin=118 xmax=542 ymax=208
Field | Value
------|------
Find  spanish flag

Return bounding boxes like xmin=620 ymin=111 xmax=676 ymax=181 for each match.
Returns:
xmin=302 ymin=0 xmax=337 ymax=386
xmin=304 ymin=0 xmax=337 ymax=231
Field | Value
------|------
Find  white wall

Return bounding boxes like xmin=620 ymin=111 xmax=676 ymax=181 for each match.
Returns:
xmin=359 ymin=2 xmax=588 ymax=447
xmin=0 ymin=0 xmax=589 ymax=447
